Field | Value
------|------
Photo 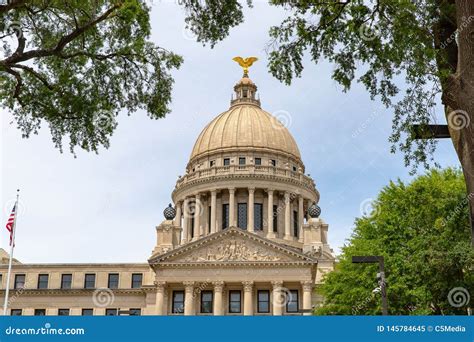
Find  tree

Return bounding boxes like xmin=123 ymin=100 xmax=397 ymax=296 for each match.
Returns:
xmin=185 ymin=0 xmax=474 ymax=244
xmin=313 ymin=168 xmax=473 ymax=315
xmin=0 ymin=0 xmax=184 ymax=152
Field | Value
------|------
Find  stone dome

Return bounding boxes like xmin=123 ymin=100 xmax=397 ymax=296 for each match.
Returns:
xmin=189 ymin=85 xmax=301 ymax=162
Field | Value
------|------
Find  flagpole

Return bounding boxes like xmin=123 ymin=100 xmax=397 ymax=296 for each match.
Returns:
xmin=3 ymin=189 xmax=19 ymax=316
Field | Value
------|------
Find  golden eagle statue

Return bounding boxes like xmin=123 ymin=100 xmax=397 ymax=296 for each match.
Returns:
xmin=232 ymin=56 xmax=258 ymax=76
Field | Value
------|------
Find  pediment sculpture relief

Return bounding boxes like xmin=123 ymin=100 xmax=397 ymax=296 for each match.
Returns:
xmin=180 ymin=237 xmax=290 ymax=262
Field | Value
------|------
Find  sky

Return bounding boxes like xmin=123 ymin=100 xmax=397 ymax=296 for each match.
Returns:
xmin=0 ymin=1 xmax=460 ymax=263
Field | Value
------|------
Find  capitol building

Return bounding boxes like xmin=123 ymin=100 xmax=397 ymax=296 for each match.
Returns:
xmin=0 ymin=65 xmax=335 ymax=316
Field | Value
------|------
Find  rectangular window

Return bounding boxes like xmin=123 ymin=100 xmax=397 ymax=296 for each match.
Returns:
xmin=286 ymin=290 xmax=299 ymax=313
xmin=271 ymin=159 xmax=277 ymax=167
xmin=239 ymin=157 xmax=246 ymax=165
xmin=257 ymin=290 xmax=270 ymax=313
xmin=14 ymin=274 xmax=25 ymax=289
xmin=237 ymin=203 xmax=247 ymax=229
xmin=292 ymin=166 xmax=297 ymax=172
xmin=254 ymin=203 xmax=263 ymax=231
xmin=84 ymin=274 xmax=96 ymax=289
xmin=172 ymin=291 xmax=185 ymax=314
xmin=229 ymin=291 xmax=241 ymax=313
xmin=200 ymin=291 xmax=213 ymax=314
xmin=58 ymin=309 xmax=70 ymax=316
xmin=273 ymin=205 xmax=278 ymax=233
xmin=61 ymin=274 xmax=72 ymax=289
xmin=37 ymin=274 xmax=49 ymax=289
xmin=222 ymin=204 xmax=229 ymax=229
xmin=191 ymin=216 xmax=195 ymax=238
xmin=105 ymin=308 xmax=118 ymax=316
xmin=255 ymin=158 xmax=262 ymax=165
xmin=11 ymin=309 xmax=22 ymax=316
xmin=108 ymin=273 xmax=119 ymax=289
xmin=34 ymin=309 xmax=46 ymax=316
xmin=223 ymin=158 xmax=230 ymax=166
xmin=82 ymin=309 xmax=94 ymax=316
xmin=210 ymin=160 xmax=215 ymax=167
xmin=293 ymin=210 xmax=298 ymax=237
xmin=131 ymin=274 xmax=143 ymax=288
xmin=129 ymin=308 xmax=141 ymax=316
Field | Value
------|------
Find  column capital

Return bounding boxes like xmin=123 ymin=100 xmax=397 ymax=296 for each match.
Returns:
xmin=284 ymin=191 xmax=290 ymax=201
xmin=301 ymin=280 xmax=314 ymax=292
xmin=271 ymin=280 xmax=283 ymax=289
xmin=228 ymin=187 xmax=236 ymax=193
xmin=248 ymin=187 xmax=255 ymax=193
xmin=266 ymin=188 xmax=274 ymax=194
xmin=242 ymin=281 xmax=254 ymax=292
xmin=155 ymin=281 xmax=167 ymax=293
xmin=213 ymin=281 xmax=224 ymax=292
xmin=183 ymin=281 xmax=195 ymax=292
xmin=194 ymin=193 xmax=201 ymax=199
xmin=211 ymin=189 xmax=219 ymax=195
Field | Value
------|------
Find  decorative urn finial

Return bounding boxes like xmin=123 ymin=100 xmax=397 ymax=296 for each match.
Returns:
xmin=232 ymin=56 xmax=258 ymax=77
xmin=163 ymin=203 xmax=176 ymax=220
xmin=307 ymin=203 xmax=321 ymax=218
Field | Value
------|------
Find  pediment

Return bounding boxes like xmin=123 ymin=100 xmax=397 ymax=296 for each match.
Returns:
xmin=149 ymin=228 xmax=316 ymax=265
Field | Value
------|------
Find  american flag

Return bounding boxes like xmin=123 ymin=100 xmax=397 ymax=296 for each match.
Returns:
xmin=5 ymin=204 xmax=16 ymax=246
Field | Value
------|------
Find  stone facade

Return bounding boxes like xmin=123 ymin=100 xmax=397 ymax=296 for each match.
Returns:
xmin=0 ymin=72 xmax=335 ymax=316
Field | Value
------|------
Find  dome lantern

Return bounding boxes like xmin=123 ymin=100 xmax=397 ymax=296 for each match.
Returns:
xmin=231 ymin=56 xmax=261 ymax=107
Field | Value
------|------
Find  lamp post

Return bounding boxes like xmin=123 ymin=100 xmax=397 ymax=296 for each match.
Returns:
xmin=352 ymin=256 xmax=388 ymax=315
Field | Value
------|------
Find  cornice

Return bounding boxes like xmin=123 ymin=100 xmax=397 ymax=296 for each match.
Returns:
xmin=172 ymin=173 xmax=318 ymax=201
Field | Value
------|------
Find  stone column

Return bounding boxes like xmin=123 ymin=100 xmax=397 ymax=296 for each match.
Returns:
xmin=301 ymin=281 xmax=314 ymax=316
xmin=284 ymin=192 xmax=292 ymax=240
xmin=210 ymin=190 xmax=217 ymax=234
xmin=243 ymin=281 xmax=254 ymax=316
xmin=247 ymin=188 xmax=255 ymax=232
xmin=182 ymin=198 xmax=189 ymax=244
xmin=229 ymin=187 xmax=236 ymax=227
xmin=175 ymin=201 xmax=182 ymax=227
xmin=213 ymin=281 xmax=224 ymax=315
xmin=155 ymin=281 xmax=166 ymax=315
xmin=298 ymin=195 xmax=304 ymax=242
xmin=266 ymin=189 xmax=275 ymax=238
xmin=184 ymin=281 xmax=195 ymax=316
xmin=272 ymin=281 xmax=283 ymax=315
xmin=194 ymin=193 xmax=201 ymax=240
